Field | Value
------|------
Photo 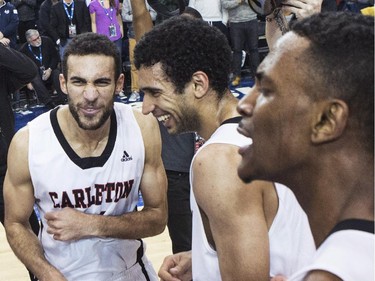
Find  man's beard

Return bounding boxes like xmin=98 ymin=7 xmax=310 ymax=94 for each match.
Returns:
xmin=68 ymin=96 xmax=114 ymax=130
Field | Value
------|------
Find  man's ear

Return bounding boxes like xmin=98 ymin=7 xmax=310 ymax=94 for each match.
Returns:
xmin=115 ymin=73 xmax=125 ymax=94
xmin=311 ymin=99 xmax=348 ymax=144
xmin=191 ymin=71 xmax=209 ymax=99
xmin=59 ymin=73 xmax=67 ymax=95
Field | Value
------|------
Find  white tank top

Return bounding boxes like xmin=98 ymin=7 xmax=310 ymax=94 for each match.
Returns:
xmin=290 ymin=220 xmax=375 ymax=281
xmin=190 ymin=121 xmax=316 ymax=280
xmin=29 ymin=102 xmax=146 ymax=280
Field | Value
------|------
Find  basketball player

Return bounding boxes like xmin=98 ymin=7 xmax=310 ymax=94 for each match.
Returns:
xmin=237 ymin=12 xmax=374 ymax=281
xmin=134 ymin=16 xmax=315 ymax=280
xmin=4 ymin=32 xmax=167 ymax=281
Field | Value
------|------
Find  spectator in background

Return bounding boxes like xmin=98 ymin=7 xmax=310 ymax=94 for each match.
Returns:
xmin=189 ymin=0 xmax=229 ymax=41
xmin=122 ymin=0 xmax=156 ymax=102
xmin=19 ymin=29 xmax=65 ymax=108
xmin=89 ymin=0 xmax=123 ymax=55
xmin=0 ymin=0 xmax=19 ymax=49
xmin=11 ymin=0 xmax=37 ymax=44
xmin=38 ymin=0 xmax=60 ymax=38
xmin=50 ymin=0 xmax=91 ymax=58
xmin=222 ymin=0 xmax=260 ymax=87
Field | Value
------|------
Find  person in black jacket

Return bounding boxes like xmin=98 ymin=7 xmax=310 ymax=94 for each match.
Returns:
xmin=19 ymin=29 xmax=66 ymax=107
xmin=50 ymin=0 xmax=91 ymax=58
xmin=0 ymin=40 xmax=39 ymax=281
xmin=37 ymin=0 xmax=60 ymax=39
xmin=10 ymin=0 xmax=37 ymax=44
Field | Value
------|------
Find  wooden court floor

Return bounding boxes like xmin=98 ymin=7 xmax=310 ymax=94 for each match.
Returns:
xmin=0 ymin=224 xmax=172 ymax=280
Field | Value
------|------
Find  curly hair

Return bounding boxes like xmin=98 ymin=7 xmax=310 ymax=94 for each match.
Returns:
xmin=134 ymin=16 xmax=232 ymax=97
xmin=291 ymin=12 xmax=374 ymax=153
xmin=61 ymin=32 xmax=122 ymax=80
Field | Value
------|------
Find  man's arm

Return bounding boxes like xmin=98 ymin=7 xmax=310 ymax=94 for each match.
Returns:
xmin=44 ymin=37 xmax=60 ymax=70
xmin=221 ymin=0 xmax=242 ymax=10
xmin=39 ymin=3 xmax=55 ymax=40
xmin=265 ymin=0 xmax=322 ymax=51
xmin=45 ymin=111 xmax=168 ymax=240
xmin=3 ymin=128 xmax=67 ymax=281
xmin=192 ymin=144 xmax=272 ymax=280
xmin=82 ymin=1 xmax=92 ymax=32
xmin=0 ymin=44 xmax=38 ymax=93
xmin=130 ymin=0 xmax=154 ymax=41
xmin=49 ymin=6 xmax=62 ymax=43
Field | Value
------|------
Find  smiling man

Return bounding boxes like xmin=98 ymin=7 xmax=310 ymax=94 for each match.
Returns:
xmin=134 ymin=16 xmax=315 ymax=281
xmin=237 ymin=12 xmax=374 ymax=281
xmin=4 ymin=32 xmax=167 ymax=281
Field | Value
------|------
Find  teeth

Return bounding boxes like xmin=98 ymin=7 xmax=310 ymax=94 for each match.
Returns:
xmin=157 ymin=114 xmax=170 ymax=123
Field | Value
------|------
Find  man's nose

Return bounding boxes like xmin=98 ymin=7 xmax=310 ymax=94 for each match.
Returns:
xmin=237 ymin=89 xmax=259 ymax=117
xmin=141 ymin=93 xmax=155 ymax=115
xmin=83 ymin=84 xmax=99 ymax=101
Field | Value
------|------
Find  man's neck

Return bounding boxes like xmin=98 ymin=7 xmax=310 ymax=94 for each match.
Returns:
xmin=197 ymin=90 xmax=240 ymax=140
xmin=293 ymin=151 xmax=374 ymax=247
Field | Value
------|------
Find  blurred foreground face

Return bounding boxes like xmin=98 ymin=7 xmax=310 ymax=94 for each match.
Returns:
xmin=237 ymin=32 xmax=314 ymax=184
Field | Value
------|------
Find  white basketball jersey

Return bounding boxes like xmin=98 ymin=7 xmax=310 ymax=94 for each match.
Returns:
xmin=29 ymin=102 xmax=148 ymax=280
xmin=190 ymin=120 xmax=316 ymax=280
xmin=290 ymin=220 xmax=375 ymax=281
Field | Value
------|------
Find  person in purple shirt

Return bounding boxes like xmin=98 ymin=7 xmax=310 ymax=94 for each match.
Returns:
xmin=89 ymin=0 xmax=123 ymax=55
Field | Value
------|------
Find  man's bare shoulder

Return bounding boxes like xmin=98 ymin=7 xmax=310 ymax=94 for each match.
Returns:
xmin=193 ymin=142 xmax=239 ymax=167
xmin=132 ymin=108 xmax=158 ymax=129
xmin=11 ymin=125 xmax=30 ymax=149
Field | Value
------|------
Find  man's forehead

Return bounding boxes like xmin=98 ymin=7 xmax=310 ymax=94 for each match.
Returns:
xmin=275 ymin=32 xmax=310 ymax=54
xmin=66 ymin=55 xmax=115 ymax=76
xmin=260 ymin=32 xmax=310 ymax=71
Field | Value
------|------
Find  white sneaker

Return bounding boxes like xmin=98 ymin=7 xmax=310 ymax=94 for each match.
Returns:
xmin=129 ymin=91 xmax=140 ymax=102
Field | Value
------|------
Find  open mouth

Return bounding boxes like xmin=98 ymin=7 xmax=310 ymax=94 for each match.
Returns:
xmin=237 ymin=125 xmax=251 ymax=138
xmin=157 ymin=113 xmax=171 ymax=124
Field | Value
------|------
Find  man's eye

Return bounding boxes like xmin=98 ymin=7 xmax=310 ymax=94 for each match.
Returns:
xmin=71 ymin=80 xmax=85 ymax=86
xmin=259 ymin=88 xmax=271 ymax=97
xmin=96 ymin=81 xmax=111 ymax=87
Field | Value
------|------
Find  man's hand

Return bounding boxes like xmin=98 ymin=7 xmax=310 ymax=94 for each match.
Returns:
xmin=0 ymin=37 xmax=10 ymax=47
xmin=281 ymin=0 xmax=322 ymax=19
xmin=42 ymin=68 xmax=52 ymax=81
xmin=45 ymin=208 xmax=92 ymax=241
xmin=26 ymin=82 xmax=34 ymax=90
xmin=158 ymin=251 xmax=193 ymax=281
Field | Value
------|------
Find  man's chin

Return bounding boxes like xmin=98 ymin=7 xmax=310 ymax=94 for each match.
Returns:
xmin=237 ymin=164 xmax=255 ymax=184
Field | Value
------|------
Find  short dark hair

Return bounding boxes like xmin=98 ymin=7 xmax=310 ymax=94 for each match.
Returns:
xmin=181 ymin=6 xmax=202 ymax=19
xmin=61 ymin=32 xmax=122 ymax=80
xmin=134 ymin=16 xmax=232 ymax=97
xmin=291 ymin=12 xmax=374 ymax=153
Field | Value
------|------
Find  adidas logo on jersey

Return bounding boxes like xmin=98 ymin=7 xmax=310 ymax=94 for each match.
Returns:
xmin=121 ymin=150 xmax=133 ymax=162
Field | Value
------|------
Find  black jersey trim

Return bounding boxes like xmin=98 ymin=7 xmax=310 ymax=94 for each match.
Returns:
xmin=329 ymin=219 xmax=374 ymax=236
xmin=137 ymin=239 xmax=150 ymax=281
xmin=220 ymin=116 xmax=242 ymax=126
xmin=50 ymin=107 xmax=117 ymax=169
